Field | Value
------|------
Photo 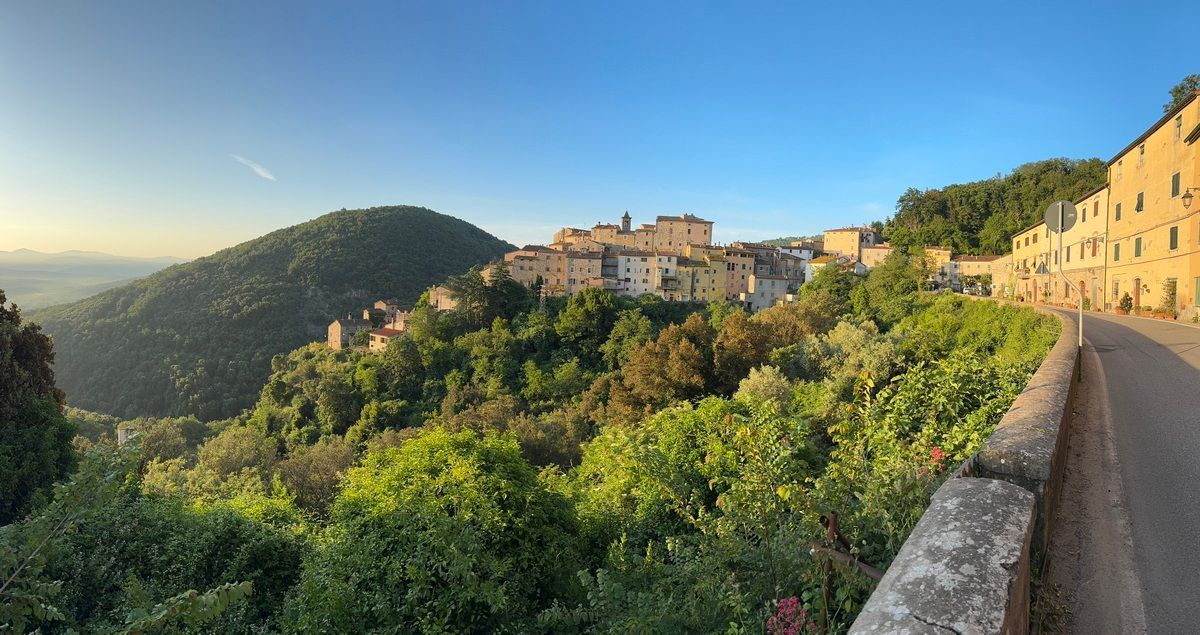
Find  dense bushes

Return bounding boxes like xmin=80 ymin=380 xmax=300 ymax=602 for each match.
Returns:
xmin=286 ymin=430 xmax=579 ymax=633
xmin=7 ymin=252 xmax=1061 ymax=633
xmin=48 ymin=489 xmax=306 ymax=633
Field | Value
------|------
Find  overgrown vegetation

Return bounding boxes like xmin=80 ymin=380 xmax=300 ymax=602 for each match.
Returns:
xmin=5 ymin=254 xmax=1059 ymax=632
xmin=30 ymin=206 xmax=514 ymax=420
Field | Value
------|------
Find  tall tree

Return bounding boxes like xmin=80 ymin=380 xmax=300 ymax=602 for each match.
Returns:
xmin=881 ymin=158 xmax=1106 ymax=255
xmin=0 ymin=290 xmax=76 ymax=525
xmin=1164 ymin=74 xmax=1200 ymax=113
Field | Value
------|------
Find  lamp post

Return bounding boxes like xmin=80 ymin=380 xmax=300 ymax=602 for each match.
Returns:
xmin=1183 ymin=188 xmax=1200 ymax=209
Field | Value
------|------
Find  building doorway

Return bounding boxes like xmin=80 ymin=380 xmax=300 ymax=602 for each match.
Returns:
xmin=1133 ymin=277 xmax=1142 ymax=308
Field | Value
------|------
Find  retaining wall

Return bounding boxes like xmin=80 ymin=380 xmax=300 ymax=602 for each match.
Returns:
xmin=851 ymin=306 xmax=1078 ymax=634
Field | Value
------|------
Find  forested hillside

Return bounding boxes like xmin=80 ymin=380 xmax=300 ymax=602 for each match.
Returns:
xmin=30 ymin=206 xmax=513 ymax=420
xmin=882 ymin=158 xmax=1107 ymax=255
xmin=7 ymin=256 xmax=1060 ymax=633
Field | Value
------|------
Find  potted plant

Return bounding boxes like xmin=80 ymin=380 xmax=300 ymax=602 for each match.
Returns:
xmin=1117 ymin=292 xmax=1133 ymax=315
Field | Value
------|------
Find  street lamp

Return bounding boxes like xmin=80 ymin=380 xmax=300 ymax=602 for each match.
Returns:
xmin=1183 ymin=188 xmax=1200 ymax=209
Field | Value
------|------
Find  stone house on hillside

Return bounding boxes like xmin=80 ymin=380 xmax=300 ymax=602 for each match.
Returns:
xmin=368 ymin=327 xmax=404 ymax=352
xmin=328 ymin=315 xmax=372 ymax=350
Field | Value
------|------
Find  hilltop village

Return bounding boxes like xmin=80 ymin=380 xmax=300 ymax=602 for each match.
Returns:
xmin=329 ymin=90 xmax=1200 ymax=350
xmin=326 ymin=216 xmax=984 ymax=350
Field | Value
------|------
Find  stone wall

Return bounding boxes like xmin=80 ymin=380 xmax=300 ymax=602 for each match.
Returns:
xmin=851 ymin=306 xmax=1078 ymax=634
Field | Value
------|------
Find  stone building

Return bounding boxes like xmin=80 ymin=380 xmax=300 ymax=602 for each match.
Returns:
xmin=368 ymin=327 xmax=403 ymax=352
xmin=328 ymin=315 xmax=371 ymax=350
xmin=823 ymin=226 xmax=880 ymax=260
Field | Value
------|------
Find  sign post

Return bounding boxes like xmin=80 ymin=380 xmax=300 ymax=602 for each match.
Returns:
xmin=1045 ymin=200 xmax=1083 ymax=381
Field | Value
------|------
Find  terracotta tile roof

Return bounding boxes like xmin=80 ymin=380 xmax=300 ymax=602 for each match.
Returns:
xmin=656 ymin=213 xmax=712 ymax=223
xmin=824 ymin=225 xmax=877 ymax=233
xmin=952 ymin=255 xmax=1002 ymax=263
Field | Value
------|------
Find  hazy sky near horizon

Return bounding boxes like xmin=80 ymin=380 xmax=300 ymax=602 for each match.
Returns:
xmin=1 ymin=1 xmax=1194 ymax=258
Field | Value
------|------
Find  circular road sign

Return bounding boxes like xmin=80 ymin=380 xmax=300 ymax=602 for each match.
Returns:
xmin=1044 ymin=200 xmax=1078 ymax=233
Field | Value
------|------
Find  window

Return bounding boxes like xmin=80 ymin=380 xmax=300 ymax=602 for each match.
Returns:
xmin=1177 ymin=115 xmax=1184 ymax=140
xmin=1115 ymin=202 xmax=1122 ymax=221
xmin=1114 ymin=244 xmax=1121 ymax=261
xmin=1015 ymin=240 xmax=1020 ymax=251
xmin=1173 ymin=172 xmax=1181 ymax=197
xmin=1094 ymin=201 xmax=1099 ymax=217
xmin=1079 ymin=243 xmax=1084 ymax=259
xmin=1117 ymin=160 xmax=1123 ymax=180
xmin=1065 ymin=248 xmax=1070 ymax=263
xmin=1092 ymin=239 xmax=1098 ymax=257
xmin=1195 ymin=277 xmax=1200 ymax=308
xmin=1134 ymin=237 xmax=1142 ymax=257
xmin=1113 ymin=281 xmax=1119 ymax=302
xmin=1136 ymin=192 xmax=1144 ymax=212
xmin=1033 ymin=234 xmax=1038 ymax=244
xmin=1170 ymin=226 xmax=1179 ymax=250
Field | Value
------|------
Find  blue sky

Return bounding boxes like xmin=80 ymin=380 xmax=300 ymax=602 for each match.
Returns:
xmin=1 ymin=1 xmax=1194 ymax=257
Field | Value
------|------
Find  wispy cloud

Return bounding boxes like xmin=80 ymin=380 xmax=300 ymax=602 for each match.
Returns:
xmin=230 ymin=154 xmax=276 ymax=181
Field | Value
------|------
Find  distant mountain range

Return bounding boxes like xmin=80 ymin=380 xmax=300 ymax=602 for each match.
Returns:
xmin=0 ymin=249 xmax=188 ymax=309
xmin=29 ymin=206 xmax=514 ymax=420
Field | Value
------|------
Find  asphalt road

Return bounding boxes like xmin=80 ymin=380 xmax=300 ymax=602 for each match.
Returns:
xmin=1061 ymin=311 xmax=1200 ymax=633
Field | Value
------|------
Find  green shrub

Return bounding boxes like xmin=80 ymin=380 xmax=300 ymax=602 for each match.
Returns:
xmin=285 ymin=429 xmax=580 ymax=633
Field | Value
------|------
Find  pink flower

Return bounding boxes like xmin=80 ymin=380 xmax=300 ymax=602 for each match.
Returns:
xmin=768 ymin=597 xmax=814 ymax=635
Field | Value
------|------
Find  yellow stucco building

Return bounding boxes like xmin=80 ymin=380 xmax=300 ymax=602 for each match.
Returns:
xmin=823 ymin=226 xmax=880 ymax=260
xmin=1012 ymin=221 xmax=1050 ymax=302
xmin=1105 ymin=92 xmax=1200 ymax=318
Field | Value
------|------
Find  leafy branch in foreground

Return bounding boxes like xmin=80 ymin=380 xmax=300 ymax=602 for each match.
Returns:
xmin=0 ymin=443 xmax=130 ymax=633
xmin=0 ymin=443 xmax=253 ymax=634
xmin=121 ymin=581 xmax=253 ymax=635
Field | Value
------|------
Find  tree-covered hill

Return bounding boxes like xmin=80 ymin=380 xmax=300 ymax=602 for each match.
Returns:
xmin=30 ymin=206 xmax=514 ymax=420
xmin=882 ymin=157 xmax=1107 ymax=255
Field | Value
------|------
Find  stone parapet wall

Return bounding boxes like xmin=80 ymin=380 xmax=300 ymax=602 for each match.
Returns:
xmin=851 ymin=305 xmax=1077 ymax=634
